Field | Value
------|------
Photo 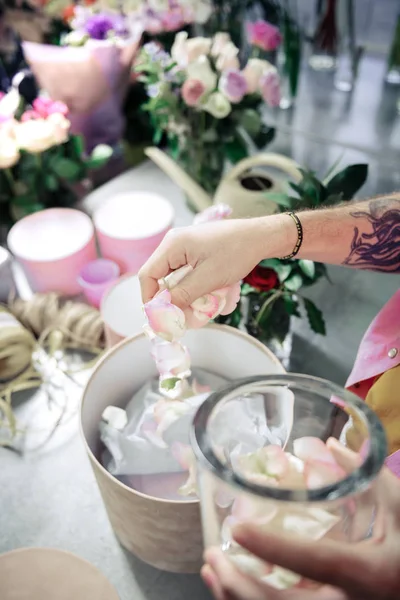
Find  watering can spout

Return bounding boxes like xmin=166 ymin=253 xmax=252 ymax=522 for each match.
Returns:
xmin=145 ymin=147 xmax=212 ymax=213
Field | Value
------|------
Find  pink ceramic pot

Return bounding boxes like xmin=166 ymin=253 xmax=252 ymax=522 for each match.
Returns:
xmin=93 ymin=192 xmax=174 ymax=274
xmin=7 ymin=208 xmax=97 ymax=295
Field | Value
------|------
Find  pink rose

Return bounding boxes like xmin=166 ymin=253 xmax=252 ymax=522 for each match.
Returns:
xmin=260 ymin=69 xmax=281 ymax=107
xmin=20 ymin=110 xmax=40 ymax=122
xmin=247 ymin=20 xmax=282 ymax=52
xmin=150 ymin=339 xmax=191 ymax=377
xmin=161 ymin=9 xmax=185 ymax=32
xmin=219 ymin=68 xmax=248 ymax=103
xmin=33 ymin=97 xmax=69 ymax=118
xmin=181 ymin=78 xmax=206 ymax=106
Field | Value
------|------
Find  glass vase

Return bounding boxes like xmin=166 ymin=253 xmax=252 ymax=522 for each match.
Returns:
xmin=386 ymin=14 xmax=400 ymax=85
xmin=172 ymin=138 xmax=225 ymax=210
xmin=191 ymin=374 xmax=387 ymax=591
xmin=278 ymin=2 xmax=302 ymax=109
xmin=309 ymin=0 xmax=338 ymax=72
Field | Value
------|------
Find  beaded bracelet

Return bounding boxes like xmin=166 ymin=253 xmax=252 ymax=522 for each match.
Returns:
xmin=280 ymin=212 xmax=303 ymax=260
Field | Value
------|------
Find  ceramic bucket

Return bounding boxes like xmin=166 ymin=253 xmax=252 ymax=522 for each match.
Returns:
xmin=80 ymin=325 xmax=285 ymax=573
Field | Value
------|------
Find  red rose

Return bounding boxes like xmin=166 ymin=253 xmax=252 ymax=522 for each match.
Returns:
xmin=244 ymin=266 xmax=279 ymax=292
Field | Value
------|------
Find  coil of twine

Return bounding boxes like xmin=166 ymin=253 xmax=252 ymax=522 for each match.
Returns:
xmin=0 ymin=293 xmax=105 ymax=383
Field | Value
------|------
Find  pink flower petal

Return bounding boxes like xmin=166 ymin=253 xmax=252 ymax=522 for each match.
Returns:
xmin=192 ymin=379 xmax=211 ymax=395
xmin=191 ymin=292 xmax=222 ymax=319
xmin=141 ymin=420 xmax=167 ymax=449
xmin=144 ymin=289 xmax=186 ymax=341
xmin=293 ymin=437 xmax=337 ymax=466
xmin=171 ymin=441 xmax=193 ymax=469
xmin=260 ymin=445 xmax=290 ymax=477
xmin=218 ymin=282 xmax=241 ymax=315
xmin=305 ymin=460 xmax=346 ymax=489
xmin=150 ymin=339 xmax=191 ymax=377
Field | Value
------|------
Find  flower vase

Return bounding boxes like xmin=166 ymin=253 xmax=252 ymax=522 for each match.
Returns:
xmin=386 ymin=14 xmax=400 ymax=85
xmin=309 ymin=0 xmax=338 ymax=71
xmin=278 ymin=7 xmax=302 ymax=110
xmin=172 ymin=138 xmax=225 ymax=211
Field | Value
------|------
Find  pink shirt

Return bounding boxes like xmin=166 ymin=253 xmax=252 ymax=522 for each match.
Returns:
xmin=346 ymin=290 xmax=400 ymax=477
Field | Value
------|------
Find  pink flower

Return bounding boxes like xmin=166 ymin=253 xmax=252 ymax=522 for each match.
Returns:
xmin=219 ymin=68 xmax=248 ymax=103
xmin=20 ymin=110 xmax=40 ymax=122
xmin=181 ymin=78 xmax=206 ymax=106
xmin=171 ymin=442 xmax=198 ymax=496
xmin=217 ymin=282 xmax=241 ymax=315
xmin=193 ymin=203 xmax=232 ymax=224
xmin=259 ymin=69 xmax=281 ymax=107
xmin=247 ymin=20 xmax=282 ymax=52
xmin=161 ymin=9 xmax=185 ymax=32
xmin=144 ymin=289 xmax=186 ymax=341
xmin=33 ymin=97 xmax=69 ymax=119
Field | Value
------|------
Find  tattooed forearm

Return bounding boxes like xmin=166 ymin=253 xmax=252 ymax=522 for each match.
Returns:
xmin=343 ymin=197 xmax=400 ymax=272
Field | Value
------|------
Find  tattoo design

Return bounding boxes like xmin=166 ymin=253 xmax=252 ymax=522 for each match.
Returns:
xmin=343 ymin=197 xmax=400 ymax=271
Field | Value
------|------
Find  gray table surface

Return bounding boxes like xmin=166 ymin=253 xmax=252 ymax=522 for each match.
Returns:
xmin=1 ymin=51 xmax=400 ymax=599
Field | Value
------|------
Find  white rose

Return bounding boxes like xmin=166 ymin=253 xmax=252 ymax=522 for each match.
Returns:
xmin=215 ymin=41 xmax=240 ymax=71
xmin=242 ymin=58 xmax=274 ymax=94
xmin=211 ymin=32 xmax=232 ymax=56
xmin=47 ymin=113 xmax=70 ymax=145
xmin=202 ymin=91 xmax=231 ymax=119
xmin=171 ymin=31 xmax=189 ymax=66
xmin=0 ymin=129 xmax=20 ymax=168
xmin=185 ymin=37 xmax=212 ymax=63
xmin=187 ymin=56 xmax=217 ymax=93
xmin=193 ymin=0 xmax=213 ymax=24
xmin=14 ymin=119 xmax=57 ymax=154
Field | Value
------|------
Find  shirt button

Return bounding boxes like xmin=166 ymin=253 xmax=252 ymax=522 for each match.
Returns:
xmin=388 ymin=348 xmax=398 ymax=359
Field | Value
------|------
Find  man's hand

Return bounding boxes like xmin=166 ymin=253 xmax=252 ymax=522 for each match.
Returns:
xmin=201 ymin=447 xmax=400 ymax=600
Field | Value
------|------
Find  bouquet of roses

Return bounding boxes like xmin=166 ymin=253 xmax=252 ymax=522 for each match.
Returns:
xmin=135 ymin=30 xmax=281 ymax=193
xmin=0 ymin=88 xmax=111 ymax=225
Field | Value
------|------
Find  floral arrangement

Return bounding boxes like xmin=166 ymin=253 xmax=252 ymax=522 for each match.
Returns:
xmin=135 ymin=30 xmax=281 ymax=194
xmin=0 ymin=88 xmax=111 ymax=225
xmin=216 ymin=162 xmax=369 ymax=349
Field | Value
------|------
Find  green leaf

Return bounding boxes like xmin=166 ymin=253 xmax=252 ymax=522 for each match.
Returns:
xmin=298 ymin=259 xmax=316 ymax=279
xmin=323 ymin=193 xmax=344 ymax=207
xmin=282 ymin=295 xmax=301 ymax=317
xmin=49 ymin=156 xmax=82 ymax=181
xmin=45 ymin=173 xmax=59 ymax=191
xmin=86 ymin=144 xmax=113 ymax=170
xmin=253 ymin=124 xmax=275 ymax=149
xmin=303 ymin=298 xmax=326 ymax=335
xmin=69 ymin=134 xmax=85 ymax=160
xmin=294 ymin=169 xmax=327 ymax=207
xmin=263 ymin=192 xmax=294 ymax=210
xmin=224 ymin=130 xmax=248 ymax=164
xmin=322 ymin=153 xmax=345 ymax=184
xmin=325 ymin=164 xmax=368 ymax=200
xmin=160 ymin=377 xmax=181 ymax=391
xmin=284 ymin=274 xmax=303 ymax=291
xmin=239 ymin=109 xmax=262 ymax=138
xmin=259 ymin=258 xmax=282 ymax=269
xmin=241 ymin=283 xmax=257 ymax=296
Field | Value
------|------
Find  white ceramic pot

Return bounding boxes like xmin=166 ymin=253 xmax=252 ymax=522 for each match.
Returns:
xmin=80 ymin=325 xmax=285 ymax=573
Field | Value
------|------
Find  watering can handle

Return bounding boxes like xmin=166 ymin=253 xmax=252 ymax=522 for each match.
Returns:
xmin=145 ymin=147 xmax=212 ymax=212
xmin=225 ymin=153 xmax=302 ymax=184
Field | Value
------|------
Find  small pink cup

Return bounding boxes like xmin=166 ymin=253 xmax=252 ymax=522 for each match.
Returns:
xmin=93 ymin=192 xmax=174 ymax=274
xmin=78 ymin=259 xmax=120 ymax=308
xmin=7 ymin=208 xmax=97 ymax=295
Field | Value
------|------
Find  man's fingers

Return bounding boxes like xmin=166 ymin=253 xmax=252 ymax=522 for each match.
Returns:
xmin=170 ymin=263 xmax=221 ymax=309
xmin=204 ymin=548 xmax=281 ymax=600
xmin=232 ymin=524 xmax=368 ymax=593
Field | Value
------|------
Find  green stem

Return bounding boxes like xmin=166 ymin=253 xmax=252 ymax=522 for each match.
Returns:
xmin=255 ymin=290 xmax=283 ymax=324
